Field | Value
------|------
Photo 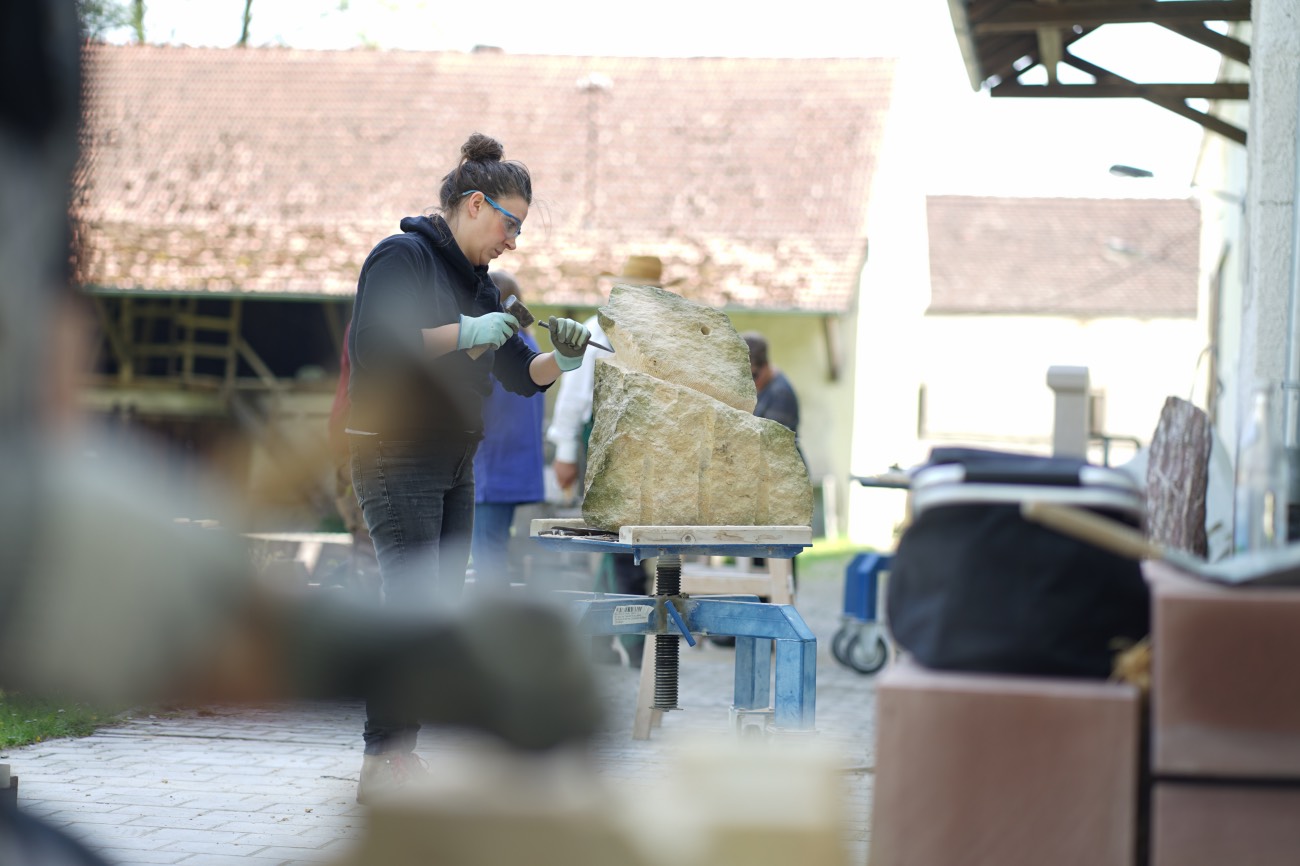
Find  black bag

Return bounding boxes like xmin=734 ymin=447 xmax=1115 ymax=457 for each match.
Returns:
xmin=886 ymin=447 xmax=1150 ymax=679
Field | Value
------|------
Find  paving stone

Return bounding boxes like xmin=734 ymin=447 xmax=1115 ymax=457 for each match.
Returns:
xmin=7 ymin=558 xmax=879 ymax=864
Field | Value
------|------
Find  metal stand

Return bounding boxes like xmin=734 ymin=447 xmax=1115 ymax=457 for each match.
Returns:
xmin=532 ymin=523 xmax=816 ymax=736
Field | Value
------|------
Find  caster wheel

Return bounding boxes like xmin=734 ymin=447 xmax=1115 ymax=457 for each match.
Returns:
xmin=844 ymin=633 xmax=889 ymax=675
xmin=831 ymin=626 xmax=857 ymax=667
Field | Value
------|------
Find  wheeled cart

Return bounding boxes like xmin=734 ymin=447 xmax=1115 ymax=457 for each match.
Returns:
xmin=831 ymin=551 xmax=892 ymax=674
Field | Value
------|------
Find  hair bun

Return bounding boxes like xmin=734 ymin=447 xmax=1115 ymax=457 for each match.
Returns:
xmin=461 ymin=132 xmax=504 ymax=164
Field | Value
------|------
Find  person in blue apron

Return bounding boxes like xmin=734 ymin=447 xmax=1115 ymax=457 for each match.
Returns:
xmin=469 ymin=270 xmax=547 ymax=593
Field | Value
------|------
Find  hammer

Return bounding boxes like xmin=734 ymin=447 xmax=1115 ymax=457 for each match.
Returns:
xmin=503 ymin=294 xmax=614 ymax=353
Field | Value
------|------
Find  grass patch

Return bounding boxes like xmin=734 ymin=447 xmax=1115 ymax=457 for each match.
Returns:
xmin=803 ymin=535 xmax=882 ymax=564
xmin=0 ymin=692 xmax=126 ymax=749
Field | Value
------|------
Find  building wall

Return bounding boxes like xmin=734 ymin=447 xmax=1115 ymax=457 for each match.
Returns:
xmin=1195 ymin=111 xmax=1248 ymax=435
xmin=920 ymin=314 xmax=1205 ymax=446
xmin=846 ymin=51 xmax=932 ymax=550
xmin=846 ymin=313 xmax=1204 ymax=550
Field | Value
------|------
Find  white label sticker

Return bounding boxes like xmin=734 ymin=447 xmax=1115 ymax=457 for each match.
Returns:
xmin=612 ymin=604 xmax=653 ymax=626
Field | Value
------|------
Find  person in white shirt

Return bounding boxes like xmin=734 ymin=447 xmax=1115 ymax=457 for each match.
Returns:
xmin=547 ymin=313 xmax=608 ymax=495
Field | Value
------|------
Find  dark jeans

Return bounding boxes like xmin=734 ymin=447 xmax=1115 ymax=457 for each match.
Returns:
xmin=350 ymin=435 xmax=478 ymax=754
xmin=470 ymin=501 xmax=518 ymax=592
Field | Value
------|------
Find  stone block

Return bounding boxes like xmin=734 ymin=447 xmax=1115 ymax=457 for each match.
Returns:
xmin=1151 ymin=782 xmax=1300 ymax=866
xmin=582 ymin=364 xmax=812 ymax=531
xmin=870 ymin=659 xmax=1139 ymax=866
xmin=1148 ymin=561 xmax=1300 ymax=777
xmin=597 ymin=283 xmax=756 ymax=412
xmin=581 ymin=284 xmax=812 ymax=531
xmin=335 ymin=738 xmax=849 ymax=866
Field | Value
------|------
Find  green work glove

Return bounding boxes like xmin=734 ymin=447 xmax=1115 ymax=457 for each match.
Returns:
xmin=549 ymin=316 xmax=590 ymax=372
xmin=458 ymin=312 xmax=520 ymax=352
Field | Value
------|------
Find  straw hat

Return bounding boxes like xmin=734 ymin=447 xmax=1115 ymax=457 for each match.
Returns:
xmin=600 ymin=255 xmax=682 ymax=286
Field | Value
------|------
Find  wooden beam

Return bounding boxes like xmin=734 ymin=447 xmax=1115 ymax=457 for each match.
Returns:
xmin=225 ymin=299 xmax=243 ymax=389
xmin=1036 ymin=0 xmax=1063 ymax=85
xmin=88 ymin=295 xmax=130 ymax=371
xmin=822 ymin=314 xmax=843 ymax=383
xmin=975 ymin=1 xmax=1252 ymax=34
xmin=617 ymin=525 xmax=813 ymax=546
xmin=181 ymin=296 xmax=197 ymax=385
xmin=977 ymin=34 xmax=1041 ymax=85
xmin=164 ymin=296 xmax=182 ymax=379
xmin=78 ymin=385 xmax=228 ymax=417
xmin=978 ymin=25 xmax=1095 ymax=86
xmin=118 ymin=297 xmax=135 ymax=384
xmin=948 ymin=0 xmax=987 ymax=90
xmin=1061 ymin=53 xmax=1247 ymax=145
xmin=174 ymin=312 xmax=241 ymax=332
xmin=991 ymin=81 xmax=1248 ymax=99
xmin=1159 ymin=22 xmax=1250 ymax=65
xmin=235 ymin=336 xmax=282 ymax=392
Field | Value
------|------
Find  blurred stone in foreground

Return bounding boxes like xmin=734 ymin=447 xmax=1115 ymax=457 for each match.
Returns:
xmin=335 ymin=736 xmax=849 ymax=866
xmin=0 ymin=428 xmax=603 ymax=753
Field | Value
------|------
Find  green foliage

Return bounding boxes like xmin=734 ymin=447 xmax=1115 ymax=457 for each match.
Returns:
xmin=77 ymin=0 xmax=130 ymax=41
xmin=0 ymin=692 xmax=124 ymax=749
xmin=803 ymin=535 xmax=878 ymax=563
xmin=130 ymin=0 xmax=145 ymax=43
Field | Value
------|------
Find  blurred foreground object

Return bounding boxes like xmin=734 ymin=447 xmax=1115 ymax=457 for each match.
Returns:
xmin=0 ymin=0 xmax=597 ymax=782
xmin=0 ymin=428 xmax=604 ymax=751
xmin=1145 ymin=560 xmax=1300 ymax=864
xmin=871 ymin=658 xmax=1140 ymax=866
xmin=334 ymin=736 xmax=850 ymax=866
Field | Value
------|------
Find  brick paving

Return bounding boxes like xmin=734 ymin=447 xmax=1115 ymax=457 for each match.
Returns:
xmin=4 ymin=560 xmax=880 ymax=865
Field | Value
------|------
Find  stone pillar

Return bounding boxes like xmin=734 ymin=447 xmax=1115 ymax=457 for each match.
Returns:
xmin=1047 ymin=365 xmax=1091 ymax=458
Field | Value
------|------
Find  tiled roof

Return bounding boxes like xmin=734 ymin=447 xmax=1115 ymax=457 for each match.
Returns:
xmin=73 ymin=46 xmax=897 ymax=313
xmin=926 ymin=195 xmax=1201 ymax=317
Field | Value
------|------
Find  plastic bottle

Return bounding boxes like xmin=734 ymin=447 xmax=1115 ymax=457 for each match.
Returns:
xmin=1234 ymin=386 xmax=1289 ymax=552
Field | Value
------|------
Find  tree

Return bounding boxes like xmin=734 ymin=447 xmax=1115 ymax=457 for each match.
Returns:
xmin=76 ymin=0 xmax=129 ymax=41
xmin=238 ymin=0 xmax=253 ymax=47
xmin=129 ymin=0 xmax=144 ymax=43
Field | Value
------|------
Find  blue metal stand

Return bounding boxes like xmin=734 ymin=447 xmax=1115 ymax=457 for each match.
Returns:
xmin=534 ymin=530 xmax=816 ymax=733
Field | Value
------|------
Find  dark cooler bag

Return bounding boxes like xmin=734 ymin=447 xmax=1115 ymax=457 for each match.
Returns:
xmin=886 ymin=448 xmax=1150 ymax=679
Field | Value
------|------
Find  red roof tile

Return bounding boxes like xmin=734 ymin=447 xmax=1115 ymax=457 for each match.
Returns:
xmin=73 ymin=45 xmax=897 ymax=313
xmin=926 ymin=195 xmax=1201 ymax=317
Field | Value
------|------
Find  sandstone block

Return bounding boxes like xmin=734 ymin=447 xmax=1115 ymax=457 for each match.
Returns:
xmin=1148 ymin=560 xmax=1300 ymax=777
xmin=597 ymin=283 xmax=756 ymax=412
xmin=581 ymin=284 xmax=811 ymax=531
xmin=1151 ymin=782 xmax=1300 ymax=866
xmin=870 ymin=658 xmax=1139 ymax=866
xmin=582 ymin=364 xmax=812 ymax=531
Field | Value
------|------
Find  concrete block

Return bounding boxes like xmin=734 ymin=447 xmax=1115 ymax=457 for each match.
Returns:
xmin=1151 ymin=782 xmax=1300 ymax=866
xmin=869 ymin=659 xmax=1139 ymax=866
xmin=1148 ymin=561 xmax=1300 ymax=777
xmin=0 ymin=768 xmax=15 ymax=809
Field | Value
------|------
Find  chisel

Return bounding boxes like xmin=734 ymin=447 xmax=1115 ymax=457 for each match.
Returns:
xmin=503 ymin=294 xmax=614 ymax=353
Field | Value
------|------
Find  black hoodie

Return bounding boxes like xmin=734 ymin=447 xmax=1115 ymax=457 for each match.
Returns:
xmin=346 ymin=214 xmax=545 ymax=440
